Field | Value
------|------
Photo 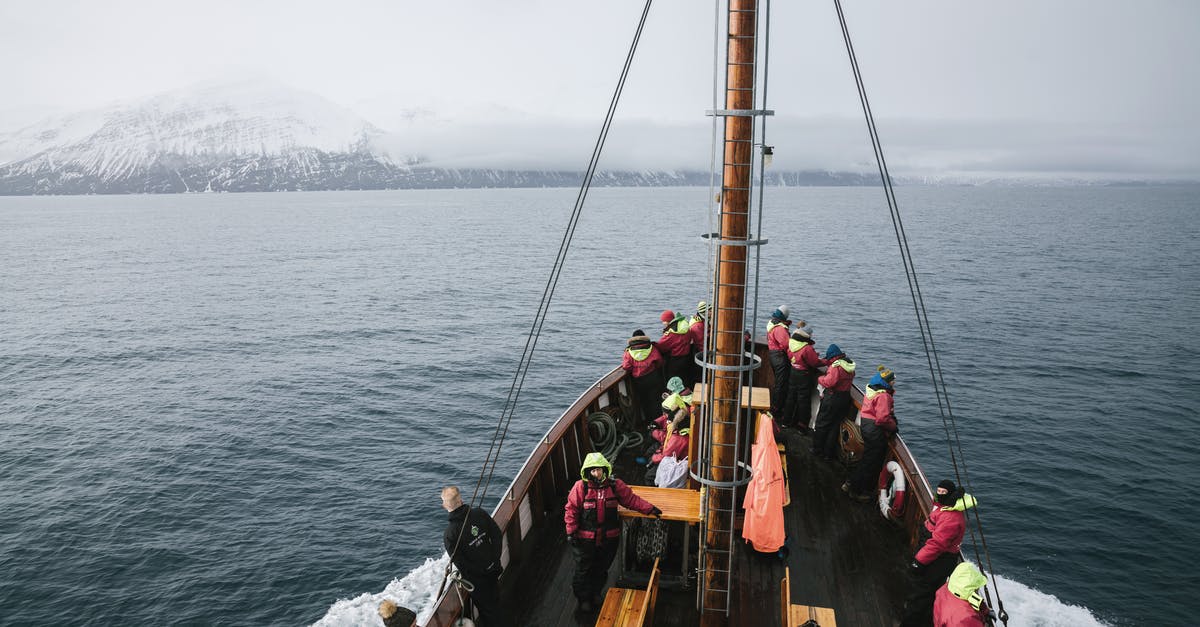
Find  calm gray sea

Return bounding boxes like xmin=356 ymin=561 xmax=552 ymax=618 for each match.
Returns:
xmin=1 ymin=186 xmax=1197 ymax=626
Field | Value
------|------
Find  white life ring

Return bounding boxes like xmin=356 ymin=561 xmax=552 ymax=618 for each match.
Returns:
xmin=877 ymin=460 xmax=907 ymax=521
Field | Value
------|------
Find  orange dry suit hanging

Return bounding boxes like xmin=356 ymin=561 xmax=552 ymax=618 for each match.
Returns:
xmin=741 ymin=413 xmax=786 ymax=553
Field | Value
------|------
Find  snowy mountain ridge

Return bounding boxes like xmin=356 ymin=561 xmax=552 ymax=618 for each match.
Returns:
xmin=2 ymin=80 xmax=1185 ymax=194
xmin=0 ymin=79 xmax=397 ymax=190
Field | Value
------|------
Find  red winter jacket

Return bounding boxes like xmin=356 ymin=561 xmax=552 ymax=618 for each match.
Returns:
xmin=622 ymin=343 xmax=665 ymax=378
xmin=933 ymin=584 xmax=988 ymax=627
xmin=787 ymin=341 xmax=825 ymax=372
xmin=658 ymin=326 xmax=692 ymax=357
xmin=564 ymin=478 xmax=656 ymax=543
xmin=818 ymin=359 xmax=855 ymax=393
xmin=766 ymin=322 xmax=790 ymax=352
xmin=688 ymin=317 xmax=706 ymax=352
xmin=915 ymin=494 xmax=976 ymax=564
xmin=860 ymin=386 xmax=897 ymax=432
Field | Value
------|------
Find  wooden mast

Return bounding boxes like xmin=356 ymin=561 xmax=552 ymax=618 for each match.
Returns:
xmin=702 ymin=0 xmax=757 ymax=624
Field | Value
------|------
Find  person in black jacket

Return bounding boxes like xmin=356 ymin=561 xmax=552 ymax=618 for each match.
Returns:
xmin=442 ymin=486 xmax=509 ymax=627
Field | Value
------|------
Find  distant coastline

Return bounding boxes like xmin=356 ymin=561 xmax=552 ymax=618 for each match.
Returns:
xmin=1 ymin=163 xmax=1193 ymax=196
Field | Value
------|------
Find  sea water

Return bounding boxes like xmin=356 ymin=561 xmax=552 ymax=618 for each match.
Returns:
xmin=1 ymin=186 xmax=1196 ymax=626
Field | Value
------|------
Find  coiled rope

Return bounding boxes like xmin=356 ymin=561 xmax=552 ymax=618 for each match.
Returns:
xmin=832 ymin=1 xmax=1008 ymax=624
xmin=587 ymin=411 xmax=645 ymax=462
xmin=437 ymin=0 xmax=656 ymax=601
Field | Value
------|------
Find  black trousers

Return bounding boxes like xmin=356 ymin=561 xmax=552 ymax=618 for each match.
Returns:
xmin=768 ymin=350 xmax=789 ymax=413
xmin=665 ymin=353 xmax=691 ymax=389
xmin=898 ymin=552 xmax=959 ymax=627
xmin=631 ymin=370 xmax=666 ymax=425
xmin=464 ymin=573 xmax=510 ymax=627
xmin=571 ymin=539 xmax=619 ymax=602
xmin=852 ymin=420 xmax=890 ymax=495
xmin=782 ymin=369 xmax=816 ymax=428
xmin=812 ymin=390 xmax=850 ymax=460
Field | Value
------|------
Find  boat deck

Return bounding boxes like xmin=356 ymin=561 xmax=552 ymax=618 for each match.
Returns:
xmin=510 ymin=428 xmax=910 ymax=626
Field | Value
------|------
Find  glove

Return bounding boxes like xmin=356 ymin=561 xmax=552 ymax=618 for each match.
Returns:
xmin=650 ymin=506 xmax=663 ymax=518
xmin=908 ymin=560 xmax=924 ymax=575
xmin=567 ymin=535 xmax=579 ymax=547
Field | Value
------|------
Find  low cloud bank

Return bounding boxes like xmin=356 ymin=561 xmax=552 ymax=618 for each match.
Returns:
xmin=372 ymin=114 xmax=1200 ymax=182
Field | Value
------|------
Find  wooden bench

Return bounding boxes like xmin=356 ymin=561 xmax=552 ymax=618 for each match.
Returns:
xmin=595 ymin=557 xmax=660 ymax=627
xmin=692 ymin=383 xmax=771 ymax=410
xmin=780 ymin=567 xmax=838 ymax=627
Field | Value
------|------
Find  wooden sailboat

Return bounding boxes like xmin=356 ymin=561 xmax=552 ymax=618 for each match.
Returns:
xmin=419 ymin=2 xmax=997 ymax=626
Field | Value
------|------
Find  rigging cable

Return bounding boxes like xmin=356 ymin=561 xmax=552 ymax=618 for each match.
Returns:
xmin=831 ymin=1 xmax=1009 ymax=624
xmin=749 ymin=0 xmax=772 ymax=419
xmin=435 ymin=0 xmax=657 ymax=601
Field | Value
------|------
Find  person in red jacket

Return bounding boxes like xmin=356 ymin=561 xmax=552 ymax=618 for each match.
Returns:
xmin=844 ymin=366 xmax=898 ymax=501
xmin=765 ymin=305 xmax=792 ymax=414
xmin=782 ymin=324 xmax=825 ymax=429
xmin=899 ymin=479 xmax=979 ymax=627
xmin=933 ymin=562 xmax=990 ymax=627
xmin=811 ymin=344 xmax=855 ymax=461
xmin=658 ymin=309 xmax=693 ymax=387
xmin=621 ymin=330 xmax=666 ymax=425
xmin=687 ymin=301 xmax=708 ymax=385
xmin=564 ymin=452 xmax=661 ymax=613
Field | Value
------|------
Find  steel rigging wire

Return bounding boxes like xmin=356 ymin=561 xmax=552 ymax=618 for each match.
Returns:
xmin=831 ymin=1 xmax=1008 ymax=624
xmin=436 ymin=0 xmax=657 ymax=602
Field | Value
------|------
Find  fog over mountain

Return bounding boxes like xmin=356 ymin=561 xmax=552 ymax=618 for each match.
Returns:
xmin=0 ymin=80 xmax=1193 ymax=195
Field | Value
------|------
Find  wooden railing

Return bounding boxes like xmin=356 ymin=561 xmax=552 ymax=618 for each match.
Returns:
xmin=422 ymin=367 xmax=628 ymax=627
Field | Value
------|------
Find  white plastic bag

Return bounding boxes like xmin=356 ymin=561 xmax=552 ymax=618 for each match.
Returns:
xmin=654 ymin=455 xmax=689 ymax=488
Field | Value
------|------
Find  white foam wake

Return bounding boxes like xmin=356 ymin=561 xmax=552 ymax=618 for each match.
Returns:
xmin=312 ymin=555 xmax=450 ymax=627
xmin=311 ymin=559 xmax=1112 ymax=627
xmin=991 ymin=574 xmax=1112 ymax=627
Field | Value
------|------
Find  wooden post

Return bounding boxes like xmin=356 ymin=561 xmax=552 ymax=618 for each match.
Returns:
xmin=702 ymin=0 xmax=756 ymax=624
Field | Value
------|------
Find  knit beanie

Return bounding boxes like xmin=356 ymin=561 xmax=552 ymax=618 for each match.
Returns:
xmin=869 ymin=365 xmax=895 ymax=388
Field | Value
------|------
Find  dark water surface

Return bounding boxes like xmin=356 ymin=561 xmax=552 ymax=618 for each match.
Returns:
xmin=1 ymin=187 xmax=1196 ymax=626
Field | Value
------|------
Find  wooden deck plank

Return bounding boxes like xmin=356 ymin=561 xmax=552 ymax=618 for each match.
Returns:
xmin=765 ymin=428 xmax=910 ymax=627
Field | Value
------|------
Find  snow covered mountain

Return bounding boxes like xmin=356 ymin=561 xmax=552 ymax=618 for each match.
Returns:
xmin=0 ymin=80 xmax=900 ymax=194
xmin=0 ymin=80 xmax=417 ymax=194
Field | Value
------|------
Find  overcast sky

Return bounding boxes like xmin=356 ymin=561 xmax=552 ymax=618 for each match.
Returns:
xmin=2 ymin=0 xmax=1197 ymax=177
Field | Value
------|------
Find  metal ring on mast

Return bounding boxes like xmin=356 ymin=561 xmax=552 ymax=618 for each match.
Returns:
xmin=694 ymin=351 xmax=761 ymax=372
xmin=700 ymin=232 xmax=768 ymax=247
xmin=706 ymin=109 xmax=775 ymax=116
